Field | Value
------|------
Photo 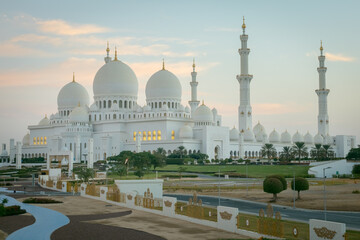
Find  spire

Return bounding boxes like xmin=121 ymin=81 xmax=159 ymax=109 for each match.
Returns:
xmin=114 ymin=46 xmax=118 ymax=61
xmin=106 ymin=41 xmax=110 ymax=57
xmin=242 ymin=16 xmax=246 ymax=34
xmin=72 ymin=72 xmax=75 ymax=82
xmin=320 ymin=40 xmax=323 ymax=56
xmin=162 ymin=58 xmax=165 ymax=70
xmin=192 ymin=58 xmax=196 ymax=71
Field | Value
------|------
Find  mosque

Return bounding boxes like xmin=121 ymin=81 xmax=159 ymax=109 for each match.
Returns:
xmin=1 ymin=19 xmax=357 ymax=165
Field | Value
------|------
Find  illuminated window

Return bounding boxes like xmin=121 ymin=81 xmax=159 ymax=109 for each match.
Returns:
xmin=37 ymin=137 xmax=40 ymax=145
xmin=153 ymin=131 xmax=156 ymax=140
xmin=40 ymin=137 xmax=43 ymax=145
xmin=171 ymin=130 xmax=175 ymax=140
xmin=148 ymin=131 xmax=151 ymax=141
xmin=157 ymin=130 xmax=161 ymax=140
xmin=44 ymin=137 xmax=47 ymax=145
xmin=33 ymin=137 xmax=36 ymax=145
xmin=133 ymin=132 xmax=136 ymax=141
xmin=143 ymin=131 xmax=146 ymax=141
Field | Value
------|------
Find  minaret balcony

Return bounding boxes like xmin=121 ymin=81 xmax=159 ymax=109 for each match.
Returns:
xmin=236 ymin=74 xmax=253 ymax=82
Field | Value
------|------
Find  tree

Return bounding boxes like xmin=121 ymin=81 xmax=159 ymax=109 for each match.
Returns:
xmin=291 ymin=142 xmax=308 ymax=160
xmin=310 ymin=144 xmax=324 ymax=161
xmin=291 ymin=177 xmax=309 ymax=199
xmin=178 ymin=166 xmax=187 ymax=179
xmin=279 ymin=146 xmax=293 ymax=162
xmin=73 ymin=167 xmax=95 ymax=183
xmin=352 ymin=165 xmax=360 ymax=175
xmin=266 ymin=175 xmax=287 ymax=190
xmin=322 ymin=145 xmax=334 ymax=160
xmin=260 ymin=144 xmax=277 ymax=160
xmin=1 ymin=198 xmax=8 ymax=205
xmin=177 ymin=146 xmax=187 ymax=159
xmin=263 ymin=177 xmax=284 ymax=202
xmin=152 ymin=148 xmax=166 ymax=170
xmin=108 ymin=164 xmax=127 ymax=178
xmin=346 ymin=147 xmax=360 ymax=160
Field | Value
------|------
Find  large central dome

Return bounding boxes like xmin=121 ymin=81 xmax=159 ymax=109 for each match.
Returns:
xmin=93 ymin=60 xmax=138 ymax=97
xmin=145 ymin=69 xmax=182 ymax=100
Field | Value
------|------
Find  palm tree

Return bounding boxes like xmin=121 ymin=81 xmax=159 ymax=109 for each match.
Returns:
xmin=291 ymin=142 xmax=308 ymax=160
xmin=311 ymin=144 xmax=323 ymax=161
xmin=279 ymin=146 xmax=293 ymax=162
xmin=322 ymin=145 xmax=333 ymax=160
xmin=155 ymin=147 xmax=166 ymax=156
xmin=177 ymin=146 xmax=186 ymax=159
xmin=260 ymin=143 xmax=277 ymax=160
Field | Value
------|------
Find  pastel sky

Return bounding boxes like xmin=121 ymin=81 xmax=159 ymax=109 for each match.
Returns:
xmin=0 ymin=0 xmax=359 ymax=147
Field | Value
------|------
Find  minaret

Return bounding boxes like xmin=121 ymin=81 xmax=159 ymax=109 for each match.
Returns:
xmin=189 ymin=59 xmax=200 ymax=115
xmin=236 ymin=17 xmax=253 ymax=133
xmin=104 ymin=41 xmax=111 ymax=63
xmin=315 ymin=41 xmax=330 ymax=137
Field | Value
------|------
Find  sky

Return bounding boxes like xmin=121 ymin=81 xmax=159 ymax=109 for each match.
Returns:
xmin=0 ymin=0 xmax=359 ymax=147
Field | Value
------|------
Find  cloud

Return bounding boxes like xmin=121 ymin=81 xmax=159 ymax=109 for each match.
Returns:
xmin=11 ymin=34 xmax=63 ymax=46
xmin=36 ymin=19 xmax=110 ymax=36
xmin=0 ymin=42 xmax=48 ymax=57
xmin=204 ymin=27 xmax=240 ymax=32
xmin=252 ymin=103 xmax=305 ymax=115
xmin=325 ymin=52 xmax=355 ymax=62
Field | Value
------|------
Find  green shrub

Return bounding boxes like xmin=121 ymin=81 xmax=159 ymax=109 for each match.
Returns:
xmin=291 ymin=177 xmax=309 ymax=199
xmin=0 ymin=205 xmax=26 ymax=216
xmin=22 ymin=198 xmax=63 ymax=204
xmin=352 ymin=190 xmax=360 ymax=194
xmin=263 ymin=177 xmax=284 ymax=202
xmin=266 ymin=175 xmax=287 ymax=190
xmin=165 ymin=158 xmax=184 ymax=165
xmin=352 ymin=165 xmax=360 ymax=175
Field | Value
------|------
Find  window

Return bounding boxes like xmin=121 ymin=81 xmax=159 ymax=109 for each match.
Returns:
xmin=113 ymin=114 xmax=116 ymax=119
xmin=33 ymin=137 xmax=36 ymax=145
xmin=133 ymin=132 xmax=136 ymax=141
xmin=103 ymin=100 xmax=106 ymax=108
xmin=129 ymin=101 xmax=132 ymax=109
xmin=171 ymin=130 xmax=175 ymax=140
xmin=157 ymin=130 xmax=161 ymax=140
xmin=125 ymin=100 xmax=128 ymax=108
xmin=44 ymin=137 xmax=47 ymax=145
xmin=153 ymin=131 xmax=156 ymax=140
xmin=37 ymin=137 xmax=40 ymax=145
xmin=119 ymin=100 xmax=123 ymax=108
xmin=148 ymin=131 xmax=151 ymax=141
xmin=143 ymin=131 xmax=146 ymax=141
xmin=168 ymin=102 xmax=170 ymax=108
xmin=108 ymin=100 xmax=111 ymax=108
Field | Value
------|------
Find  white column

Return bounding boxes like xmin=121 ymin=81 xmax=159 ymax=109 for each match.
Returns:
xmin=46 ymin=153 xmax=50 ymax=170
xmin=189 ymin=60 xmax=200 ymax=115
xmin=16 ymin=141 xmax=22 ymax=169
xmin=316 ymin=42 xmax=330 ymax=137
xmin=239 ymin=132 xmax=245 ymax=159
xmin=237 ymin=18 xmax=253 ymax=133
xmin=136 ymin=133 xmax=141 ymax=153
xmin=68 ymin=151 xmax=74 ymax=177
xmin=88 ymin=138 xmax=94 ymax=169
xmin=76 ymin=135 xmax=80 ymax=163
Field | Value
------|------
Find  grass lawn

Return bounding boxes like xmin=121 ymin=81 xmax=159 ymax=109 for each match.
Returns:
xmin=156 ymin=165 xmax=310 ymax=178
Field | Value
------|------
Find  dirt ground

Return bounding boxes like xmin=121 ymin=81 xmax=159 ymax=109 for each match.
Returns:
xmin=14 ymin=196 xmax=249 ymax=240
xmin=165 ymin=179 xmax=360 ymax=211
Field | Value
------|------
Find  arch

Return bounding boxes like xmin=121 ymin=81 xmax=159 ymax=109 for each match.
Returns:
xmin=189 ymin=150 xmax=192 ymax=154
xmin=159 ymin=102 xmax=162 ymax=108
xmin=113 ymin=114 xmax=116 ymax=119
xmin=99 ymin=115 xmax=102 ymax=120
xmin=172 ymin=102 xmax=174 ymax=108
xmin=230 ymin=150 xmax=233 ymax=157
xmin=124 ymin=100 xmax=128 ymax=109
xmin=108 ymin=100 xmax=111 ymax=108
xmin=119 ymin=100 xmax=123 ymax=108
xmin=245 ymin=151 xmax=248 ymax=158
xmin=214 ymin=146 xmax=220 ymax=160
xmin=103 ymin=100 xmax=106 ymax=108
xmin=129 ymin=101 xmax=132 ymax=109
xmin=168 ymin=150 xmax=171 ymax=155
xmin=155 ymin=102 xmax=157 ymax=108
xmin=113 ymin=100 xmax=117 ymax=105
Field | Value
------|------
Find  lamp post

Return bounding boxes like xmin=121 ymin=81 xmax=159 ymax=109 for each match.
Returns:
xmin=218 ymin=167 xmax=221 ymax=206
xmin=293 ymin=169 xmax=296 ymax=209
xmin=323 ymin=167 xmax=331 ymax=221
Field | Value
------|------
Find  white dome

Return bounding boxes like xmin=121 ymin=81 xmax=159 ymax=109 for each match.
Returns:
xmin=281 ymin=130 xmax=291 ymax=143
xmin=145 ymin=69 xmax=182 ymax=100
xmin=38 ymin=115 xmax=50 ymax=126
xmin=22 ymin=133 xmax=30 ymax=146
xmin=93 ymin=60 xmax=138 ymax=97
xmin=269 ymin=129 xmax=280 ymax=143
xmin=255 ymin=132 xmax=264 ymax=142
xmin=325 ymin=134 xmax=333 ymax=145
xmin=185 ymin=106 xmax=190 ymax=113
xmin=244 ymin=128 xmax=255 ymax=142
xmin=230 ymin=127 xmax=239 ymax=141
xmin=179 ymin=125 xmax=193 ymax=139
xmin=90 ymin=103 xmax=98 ymax=111
xmin=253 ymin=121 xmax=266 ymax=136
xmin=193 ymin=104 xmax=213 ymax=123
xmin=292 ymin=131 xmax=304 ymax=143
xmin=69 ymin=105 xmax=89 ymax=123
xmin=57 ymin=81 xmax=90 ymax=109
xmin=304 ymin=132 xmax=314 ymax=144
xmin=314 ymin=133 xmax=324 ymax=144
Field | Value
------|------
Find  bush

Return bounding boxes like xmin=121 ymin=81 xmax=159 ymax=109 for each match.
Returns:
xmin=352 ymin=165 xmax=360 ymax=175
xmin=22 ymin=198 xmax=63 ymax=204
xmin=263 ymin=177 xmax=284 ymax=202
xmin=291 ymin=177 xmax=309 ymax=199
xmin=0 ymin=205 xmax=26 ymax=216
xmin=352 ymin=190 xmax=360 ymax=194
xmin=165 ymin=158 xmax=184 ymax=165
xmin=266 ymin=175 xmax=287 ymax=190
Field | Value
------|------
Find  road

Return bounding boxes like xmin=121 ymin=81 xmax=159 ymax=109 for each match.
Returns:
xmin=165 ymin=193 xmax=360 ymax=230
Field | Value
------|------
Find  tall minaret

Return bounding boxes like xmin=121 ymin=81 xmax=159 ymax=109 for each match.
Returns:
xmin=189 ymin=59 xmax=200 ymax=115
xmin=236 ymin=17 xmax=253 ymax=132
xmin=316 ymin=41 xmax=330 ymax=137
xmin=104 ymin=41 xmax=111 ymax=63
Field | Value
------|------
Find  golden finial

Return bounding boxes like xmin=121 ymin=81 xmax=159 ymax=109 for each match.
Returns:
xmin=202 ymin=100 xmax=204 ymax=105
xmin=72 ymin=72 xmax=75 ymax=82
xmin=162 ymin=58 xmax=165 ymax=70
xmin=106 ymin=41 xmax=110 ymax=53
xmin=114 ymin=46 xmax=118 ymax=61
xmin=242 ymin=16 xmax=246 ymax=29
xmin=320 ymin=40 xmax=323 ymax=51
xmin=192 ymin=58 xmax=195 ymax=69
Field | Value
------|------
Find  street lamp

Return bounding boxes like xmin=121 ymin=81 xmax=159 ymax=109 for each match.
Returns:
xmin=293 ymin=169 xmax=296 ymax=209
xmin=323 ymin=167 xmax=331 ymax=221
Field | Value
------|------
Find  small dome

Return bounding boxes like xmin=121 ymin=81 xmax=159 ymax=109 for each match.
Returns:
xmin=185 ymin=106 xmax=190 ymax=113
xmin=212 ymin=108 xmax=218 ymax=116
xmin=90 ymin=103 xmax=98 ymax=111
xmin=255 ymin=132 xmax=265 ymax=142
xmin=57 ymin=80 xmax=90 ymax=109
xmin=69 ymin=105 xmax=89 ymax=123
xmin=145 ymin=69 xmax=182 ymax=100
xmin=93 ymin=60 xmax=138 ymax=97
xmin=244 ymin=128 xmax=255 ymax=142
xmin=179 ymin=125 xmax=193 ymax=139
xmin=304 ymin=132 xmax=314 ymax=144
xmin=281 ymin=130 xmax=291 ymax=143
xmin=269 ymin=129 xmax=280 ymax=143
xmin=292 ymin=131 xmax=304 ymax=143
xmin=193 ymin=104 xmax=213 ymax=123
xmin=253 ymin=121 xmax=266 ymax=136
xmin=38 ymin=115 xmax=50 ymax=126
xmin=325 ymin=134 xmax=333 ymax=145
xmin=314 ymin=133 xmax=324 ymax=144
xmin=230 ymin=127 xmax=239 ymax=141
xmin=22 ymin=133 xmax=30 ymax=146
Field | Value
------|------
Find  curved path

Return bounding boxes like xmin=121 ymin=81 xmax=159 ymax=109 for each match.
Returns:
xmin=0 ymin=195 xmax=69 ymax=240
xmin=165 ymin=193 xmax=360 ymax=231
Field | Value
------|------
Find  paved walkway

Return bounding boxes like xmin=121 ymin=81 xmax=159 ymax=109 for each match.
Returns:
xmin=0 ymin=195 xmax=69 ymax=240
